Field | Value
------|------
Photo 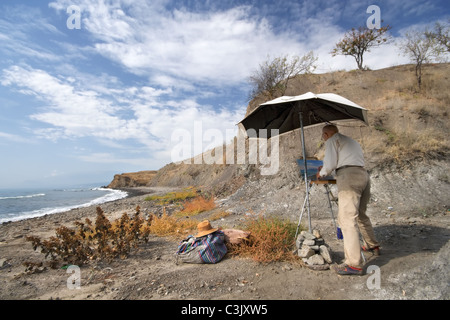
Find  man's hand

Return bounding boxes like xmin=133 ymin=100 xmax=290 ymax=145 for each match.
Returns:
xmin=316 ymin=166 xmax=323 ymax=180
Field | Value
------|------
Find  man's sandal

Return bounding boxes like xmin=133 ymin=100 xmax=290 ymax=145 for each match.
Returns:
xmin=331 ymin=264 xmax=363 ymax=276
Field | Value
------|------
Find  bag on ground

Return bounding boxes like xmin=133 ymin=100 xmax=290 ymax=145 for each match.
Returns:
xmin=175 ymin=230 xmax=227 ymax=264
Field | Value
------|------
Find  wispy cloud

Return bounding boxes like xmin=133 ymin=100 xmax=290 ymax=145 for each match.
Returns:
xmin=49 ymin=0 xmax=311 ymax=88
xmin=1 ymin=64 xmax=245 ymax=159
xmin=46 ymin=0 xmax=418 ymax=82
xmin=0 ymin=5 xmax=64 ymax=61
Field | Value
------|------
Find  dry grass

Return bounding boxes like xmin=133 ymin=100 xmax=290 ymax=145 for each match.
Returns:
xmin=176 ymin=195 xmax=216 ymax=217
xmin=227 ymin=213 xmax=302 ymax=263
xmin=354 ymin=65 xmax=449 ymax=164
xmin=385 ymin=128 xmax=448 ymax=161
xmin=148 ymin=209 xmax=198 ymax=239
xmin=364 ymin=123 xmax=448 ymax=164
xmin=144 ymin=187 xmax=198 ymax=205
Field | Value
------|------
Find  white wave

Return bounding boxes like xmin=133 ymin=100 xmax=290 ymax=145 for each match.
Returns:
xmin=0 ymin=193 xmax=46 ymax=200
xmin=82 ymin=188 xmax=128 ymax=206
xmin=0 ymin=188 xmax=128 ymax=224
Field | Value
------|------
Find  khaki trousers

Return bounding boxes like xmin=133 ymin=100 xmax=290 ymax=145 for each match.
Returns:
xmin=336 ymin=167 xmax=379 ymax=268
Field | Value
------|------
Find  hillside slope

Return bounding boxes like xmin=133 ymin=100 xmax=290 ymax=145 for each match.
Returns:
xmin=108 ymin=63 xmax=450 ymax=216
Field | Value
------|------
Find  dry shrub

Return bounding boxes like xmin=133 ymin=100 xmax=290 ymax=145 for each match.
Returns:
xmin=228 ymin=214 xmax=300 ymax=263
xmin=148 ymin=209 xmax=198 ymax=238
xmin=177 ymin=196 xmax=216 ymax=217
xmin=26 ymin=206 xmax=151 ymax=267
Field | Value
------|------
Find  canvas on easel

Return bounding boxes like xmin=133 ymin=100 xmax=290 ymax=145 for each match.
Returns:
xmin=296 ymin=159 xmax=335 ymax=181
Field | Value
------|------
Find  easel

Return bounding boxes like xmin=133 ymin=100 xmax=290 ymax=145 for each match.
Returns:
xmin=294 ymin=178 xmax=338 ymax=240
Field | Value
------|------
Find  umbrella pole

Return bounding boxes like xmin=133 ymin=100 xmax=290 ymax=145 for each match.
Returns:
xmin=299 ymin=112 xmax=312 ymax=233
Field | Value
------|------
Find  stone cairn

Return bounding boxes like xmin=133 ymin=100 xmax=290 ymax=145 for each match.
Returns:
xmin=296 ymin=229 xmax=333 ymax=270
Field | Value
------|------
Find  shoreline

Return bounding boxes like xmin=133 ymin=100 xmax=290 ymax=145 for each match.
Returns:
xmin=0 ymin=186 xmax=176 ymax=229
xmin=118 ymin=187 xmax=157 ymax=198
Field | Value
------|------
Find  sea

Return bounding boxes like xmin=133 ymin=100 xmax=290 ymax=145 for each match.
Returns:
xmin=0 ymin=185 xmax=128 ymax=224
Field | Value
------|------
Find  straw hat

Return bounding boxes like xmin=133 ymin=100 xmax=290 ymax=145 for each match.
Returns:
xmin=195 ymin=220 xmax=218 ymax=238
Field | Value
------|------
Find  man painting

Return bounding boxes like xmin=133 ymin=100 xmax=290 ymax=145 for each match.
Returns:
xmin=317 ymin=124 xmax=380 ymax=275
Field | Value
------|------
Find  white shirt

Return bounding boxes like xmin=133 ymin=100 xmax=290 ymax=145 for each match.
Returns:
xmin=319 ymin=132 xmax=365 ymax=177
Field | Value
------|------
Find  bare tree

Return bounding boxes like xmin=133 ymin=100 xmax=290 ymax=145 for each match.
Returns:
xmin=331 ymin=25 xmax=392 ymax=70
xmin=399 ymin=29 xmax=440 ymax=89
xmin=425 ymin=20 xmax=450 ymax=54
xmin=248 ymin=51 xmax=317 ymax=101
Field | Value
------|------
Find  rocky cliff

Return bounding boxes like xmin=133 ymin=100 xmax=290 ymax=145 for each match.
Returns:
xmin=107 ymin=170 xmax=158 ymax=189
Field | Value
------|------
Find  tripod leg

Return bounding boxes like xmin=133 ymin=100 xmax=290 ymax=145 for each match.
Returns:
xmin=324 ymin=184 xmax=338 ymax=232
xmin=305 ymin=181 xmax=312 ymax=233
xmin=295 ymin=191 xmax=308 ymax=240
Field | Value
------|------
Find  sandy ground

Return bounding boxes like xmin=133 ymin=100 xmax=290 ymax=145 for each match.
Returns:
xmin=0 ymin=186 xmax=449 ymax=306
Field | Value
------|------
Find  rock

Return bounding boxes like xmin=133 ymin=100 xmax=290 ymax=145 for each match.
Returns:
xmin=298 ymin=246 xmax=315 ymax=258
xmin=297 ymin=229 xmax=332 ymax=269
xmin=0 ymin=258 xmax=11 ymax=270
xmin=296 ymin=237 xmax=303 ymax=249
xmin=223 ymin=229 xmax=251 ymax=244
xmin=306 ymin=264 xmax=330 ymax=271
xmin=306 ymin=254 xmax=325 ymax=265
xmin=319 ymin=245 xmax=333 ymax=263
xmin=315 ymin=238 xmax=325 ymax=246
xmin=281 ymin=265 xmax=292 ymax=271
xmin=313 ymin=229 xmax=321 ymax=238
xmin=300 ymin=231 xmax=316 ymax=240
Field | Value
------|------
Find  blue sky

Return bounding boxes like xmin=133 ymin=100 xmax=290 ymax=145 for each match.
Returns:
xmin=0 ymin=0 xmax=449 ymax=188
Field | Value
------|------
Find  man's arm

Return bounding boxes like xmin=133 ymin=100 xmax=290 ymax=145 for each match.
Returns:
xmin=318 ymin=137 xmax=338 ymax=177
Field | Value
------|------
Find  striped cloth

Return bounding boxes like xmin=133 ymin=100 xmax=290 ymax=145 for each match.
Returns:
xmin=176 ymin=231 xmax=227 ymax=264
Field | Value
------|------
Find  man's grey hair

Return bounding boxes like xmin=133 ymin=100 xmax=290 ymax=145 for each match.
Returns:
xmin=322 ymin=124 xmax=339 ymax=134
